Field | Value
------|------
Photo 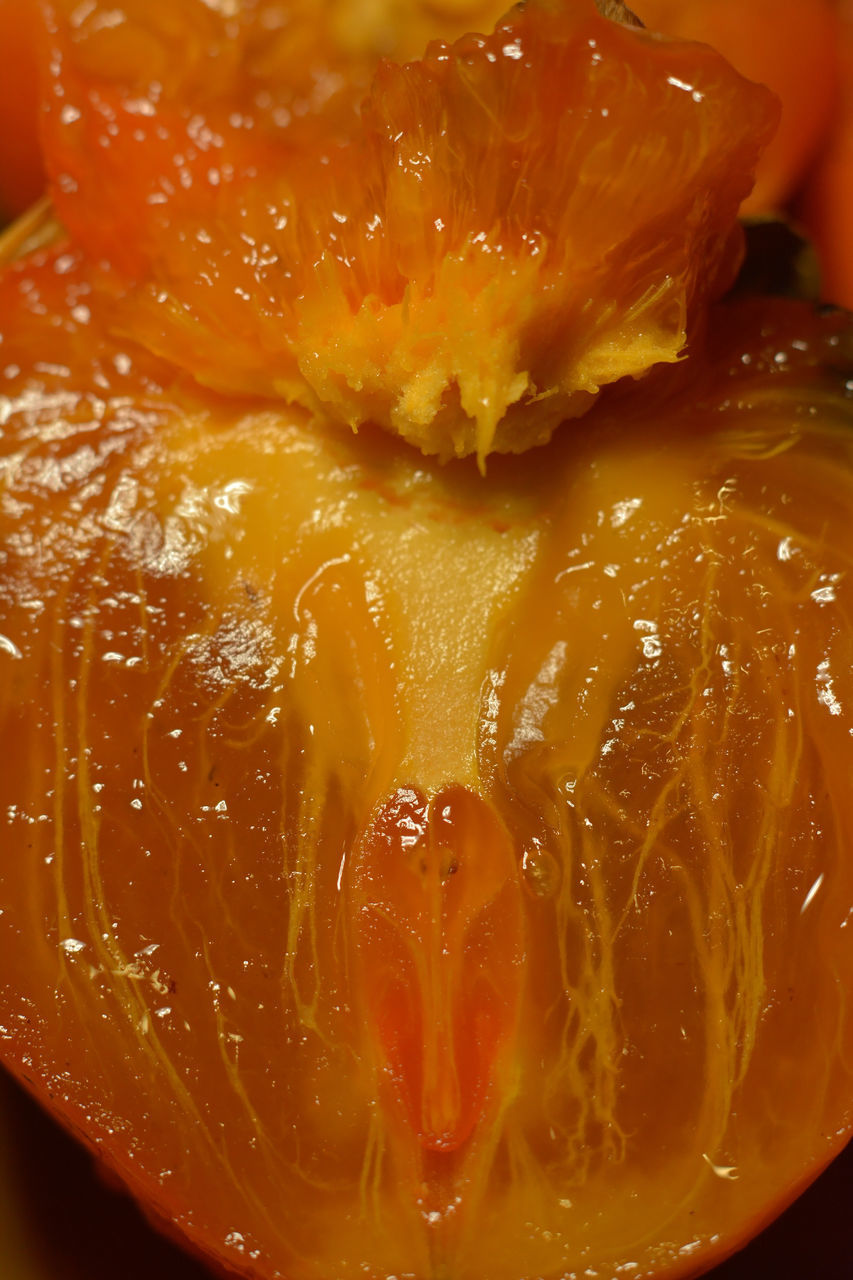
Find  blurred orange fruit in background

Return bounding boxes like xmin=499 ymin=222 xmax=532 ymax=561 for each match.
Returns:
xmin=0 ymin=0 xmax=47 ymax=219
xmin=799 ymin=0 xmax=853 ymax=307
xmin=634 ymin=0 xmax=840 ymax=215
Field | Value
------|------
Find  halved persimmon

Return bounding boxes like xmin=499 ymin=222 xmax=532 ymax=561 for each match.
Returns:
xmin=1 ymin=227 xmax=852 ymax=1278
xmin=0 ymin=4 xmax=852 ymax=1280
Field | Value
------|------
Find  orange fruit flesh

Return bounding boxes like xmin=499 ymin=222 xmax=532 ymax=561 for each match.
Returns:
xmin=40 ymin=0 xmax=777 ymax=462
xmin=0 ymin=239 xmax=852 ymax=1279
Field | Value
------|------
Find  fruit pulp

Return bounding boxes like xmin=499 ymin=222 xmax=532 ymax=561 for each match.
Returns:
xmin=40 ymin=0 xmax=776 ymax=460
xmin=0 ymin=236 xmax=852 ymax=1278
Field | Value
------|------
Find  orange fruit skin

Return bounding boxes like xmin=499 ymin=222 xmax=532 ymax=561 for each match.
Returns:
xmin=799 ymin=0 xmax=853 ymax=309
xmin=634 ymin=0 xmax=840 ymax=214
xmin=0 ymin=0 xmax=47 ymax=219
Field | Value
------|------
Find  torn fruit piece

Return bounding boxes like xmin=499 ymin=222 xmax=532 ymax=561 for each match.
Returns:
xmin=42 ymin=0 xmax=777 ymax=462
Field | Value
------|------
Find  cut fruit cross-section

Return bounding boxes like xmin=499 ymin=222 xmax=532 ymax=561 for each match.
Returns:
xmin=0 ymin=224 xmax=852 ymax=1279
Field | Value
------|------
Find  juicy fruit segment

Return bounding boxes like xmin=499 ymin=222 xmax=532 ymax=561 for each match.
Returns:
xmin=1 ymin=237 xmax=852 ymax=1279
xmin=42 ymin=0 xmax=777 ymax=461
xmin=293 ymin=7 xmax=775 ymax=462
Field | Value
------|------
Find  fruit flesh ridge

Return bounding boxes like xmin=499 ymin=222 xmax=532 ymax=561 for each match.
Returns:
xmin=40 ymin=0 xmax=777 ymax=462
xmin=1 ymin=234 xmax=853 ymax=1278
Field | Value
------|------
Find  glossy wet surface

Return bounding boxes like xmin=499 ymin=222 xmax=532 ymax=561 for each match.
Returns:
xmin=0 ymin=1070 xmax=850 ymax=1279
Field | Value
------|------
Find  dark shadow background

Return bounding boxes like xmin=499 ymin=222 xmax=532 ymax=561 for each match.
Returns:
xmin=0 ymin=1068 xmax=850 ymax=1279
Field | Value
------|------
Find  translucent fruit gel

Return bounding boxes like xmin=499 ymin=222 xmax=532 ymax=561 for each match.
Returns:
xmin=0 ymin=3 xmax=852 ymax=1280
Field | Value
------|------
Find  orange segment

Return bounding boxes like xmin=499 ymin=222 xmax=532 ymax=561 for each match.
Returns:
xmin=42 ymin=0 xmax=777 ymax=461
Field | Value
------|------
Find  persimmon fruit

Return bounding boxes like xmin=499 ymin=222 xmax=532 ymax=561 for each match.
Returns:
xmin=1 ymin=235 xmax=852 ymax=1280
xmin=799 ymin=0 xmax=853 ymax=310
xmin=0 ymin=4 xmax=852 ymax=1280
